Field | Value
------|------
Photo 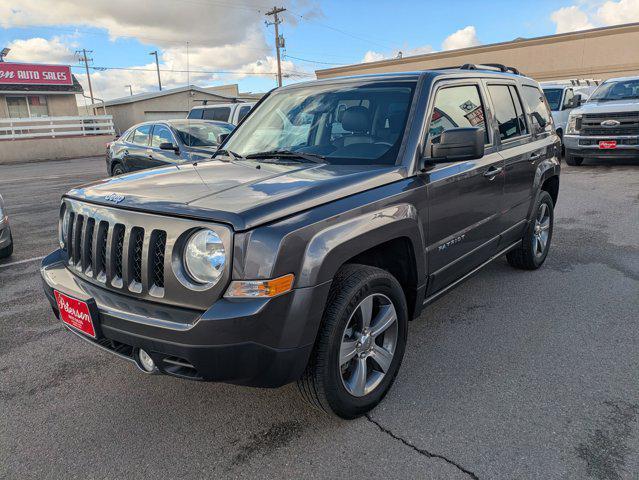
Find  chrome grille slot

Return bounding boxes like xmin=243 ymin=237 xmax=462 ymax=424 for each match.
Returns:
xmin=61 ymin=199 xmax=232 ymax=310
xmin=581 ymin=113 xmax=639 ymax=136
xmin=112 ymin=224 xmax=125 ymax=288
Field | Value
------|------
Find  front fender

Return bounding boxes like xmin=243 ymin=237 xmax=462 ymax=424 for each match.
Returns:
xmin=297 ymin=203 xmax=425 ymax=288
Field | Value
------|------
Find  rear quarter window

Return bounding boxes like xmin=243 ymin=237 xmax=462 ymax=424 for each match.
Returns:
xmin=187 ymin=108 xmax=204 ymax=119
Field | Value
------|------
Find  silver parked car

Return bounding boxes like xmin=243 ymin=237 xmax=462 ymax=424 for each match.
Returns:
xmin=0 ymin=194 xmax=13 ymax=258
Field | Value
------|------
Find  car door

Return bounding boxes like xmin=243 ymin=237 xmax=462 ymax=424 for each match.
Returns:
xmin=148 ymin=124 xmax=182 ymax=168
xmin=485 ymin=82 xmax=536 ymax=243
xmin=423 ymin=81 xmax=505 ymax=295
xmin=125 ymin=124 xmax=152 ymax=171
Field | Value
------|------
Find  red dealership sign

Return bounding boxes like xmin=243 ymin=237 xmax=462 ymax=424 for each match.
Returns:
xmin=0 ymin=62 xmax=72 ymax=85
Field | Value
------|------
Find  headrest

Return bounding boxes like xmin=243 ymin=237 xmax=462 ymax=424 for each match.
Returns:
xmin=342 ymin=106 xmax=370 ymax=133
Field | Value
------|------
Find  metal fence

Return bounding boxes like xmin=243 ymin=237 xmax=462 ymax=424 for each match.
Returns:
xmin=0 ymin=115 xmax=115 ymax=140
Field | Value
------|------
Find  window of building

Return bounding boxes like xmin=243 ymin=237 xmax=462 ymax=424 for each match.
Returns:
xmin=521 ymin=85 xmax=552 ymax=133
xmin=6 ymin=95 xmax=50 ymax=118
xmin=151 ymin=125 xmax=175 ymax=147
xmin=487 ymin=85 xmax=527 ymax=141
xmin=202 ymin=107 xmax=231 ymax=121
xmin=427 ymin=85 xmax=488 ymax=143
xmin=132 ymin=125 xmax=152 ymax=146
xmin=28 ymin=96 xmax=49 ymax=117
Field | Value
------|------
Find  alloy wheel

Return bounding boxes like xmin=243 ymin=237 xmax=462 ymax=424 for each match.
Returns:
xmin=532 ymin=202 xmax=551 ymax=258
xmin=339 ymin=293 xmax=398 ymax=397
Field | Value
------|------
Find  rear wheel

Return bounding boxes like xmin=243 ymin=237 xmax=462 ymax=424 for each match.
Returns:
xmin=297 ymin=264 xmax=408 ymax=419
xmin=112 ymin=163 xmax=126 ymax=176
xmin=507 ymin=191 xmax=554 ymax=270
xmin=565 ymin=153 xmax=583 ymax=166
xmin=0 ymin=232 xmax=13 ymax=259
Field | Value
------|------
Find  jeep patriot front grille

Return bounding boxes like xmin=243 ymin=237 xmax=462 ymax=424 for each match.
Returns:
xmin=60 ymin=199 xmax=232 ymax=311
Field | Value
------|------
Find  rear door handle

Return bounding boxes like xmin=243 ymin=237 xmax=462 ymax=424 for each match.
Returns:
xmin=483 ymin=166 xmax=503 ymax=179
xmin=530 ymin=153 xmax=543 ymax=161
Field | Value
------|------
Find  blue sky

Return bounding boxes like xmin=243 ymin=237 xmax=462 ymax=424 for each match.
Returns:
xmin=0 ymin=0 xmax=635 ymax=100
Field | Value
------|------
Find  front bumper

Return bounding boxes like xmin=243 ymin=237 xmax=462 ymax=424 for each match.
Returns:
xmin=564 ymin=135 xmax=639 ymax=158
xmin=41 ymin=249 xmax=331 ymax=387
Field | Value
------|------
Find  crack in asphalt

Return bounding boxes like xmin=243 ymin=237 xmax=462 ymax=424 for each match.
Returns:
xmin=366 ymin=414 xmax=479 ymax=480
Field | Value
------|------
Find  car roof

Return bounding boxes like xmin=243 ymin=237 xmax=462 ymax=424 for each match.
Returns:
xmin=193 ymin=102 xmax=255 ymax=110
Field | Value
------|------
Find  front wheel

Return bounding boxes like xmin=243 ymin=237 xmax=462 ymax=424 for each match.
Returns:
xmin=111 ymin=163 xmax=126 ymax=176
xmin=297 ymin=264 xmax=408 ymax=419
xmin=507 ymin=190 xmax=554 ymax=270
xmin=565 ymin=153 xmax=583 ymax=166
xmin=0 ymin=232 xmax=13 ymax=259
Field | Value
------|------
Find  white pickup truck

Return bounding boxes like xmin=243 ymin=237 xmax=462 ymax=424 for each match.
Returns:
xmin=541 ymin=81 xmax=599 ymax=141
xmin=187 ymin=102 xmax=256 ymax=125
xmin=563 ymin=76 xmax=639 ymax=166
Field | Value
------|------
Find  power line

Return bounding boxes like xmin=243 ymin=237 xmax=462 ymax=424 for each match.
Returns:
xmin=69 ymin=64 xmax=313 ymax=78
xmin=282 ymin=54 xmax=348 ymax=66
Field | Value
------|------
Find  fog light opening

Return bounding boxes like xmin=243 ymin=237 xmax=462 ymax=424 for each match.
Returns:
xmin=137 ymin=349 xmax=157 ymax=373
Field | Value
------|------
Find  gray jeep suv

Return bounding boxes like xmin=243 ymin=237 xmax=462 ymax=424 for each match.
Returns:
xmin=41 ymin=65 xmax=560 ymax=418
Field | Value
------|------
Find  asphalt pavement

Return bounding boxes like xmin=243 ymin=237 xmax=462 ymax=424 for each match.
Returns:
xmin=1 ymin=156 xmax=638 ymax=479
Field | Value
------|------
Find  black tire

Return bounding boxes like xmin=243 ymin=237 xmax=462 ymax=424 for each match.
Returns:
xmin=507 ymin=190 xmax=554 ymax=270
xmin=112 ymin=163 xmax=126 ymax=176
xmin=297 ymin=264 xmax=408 ymax=419
xmin=0 ymin=233 xmax=13 ymax=259
xmin=565 ymin=153 xmax=583 ymax=166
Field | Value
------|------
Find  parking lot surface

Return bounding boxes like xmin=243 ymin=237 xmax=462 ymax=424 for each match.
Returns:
xmin=1 ymin=157 xmax=638 ymax=479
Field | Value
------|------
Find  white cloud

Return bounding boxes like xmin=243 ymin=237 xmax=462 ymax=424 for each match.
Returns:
xmin=550 ymin=5 xmax=595 ymax=33
xmin=596 ymin=0 xmax=639 ymax=24
xmin=0 ymin=0 xmax=320 ymax=100
xmin=441 ymin=26 xmax=481 ymax=51
xmin=362 ymin=50 xmax=387 ymax=63
xmin=6 ymin=36 xmax=77 ymax=63
xmin=550 ymin=0 xmax=639 ymax=33
xmin=361 ymin=44 xmax=434 ymax=63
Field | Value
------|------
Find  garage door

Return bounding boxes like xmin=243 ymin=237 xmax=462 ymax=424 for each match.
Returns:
xmin=144 ymin=111 xmax=188 ymax=121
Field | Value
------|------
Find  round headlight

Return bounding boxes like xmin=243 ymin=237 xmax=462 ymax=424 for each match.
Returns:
xmin=184 ymin=229 xmax=226 ymax=285
xmin=60 ymin=207 xmax=71 ymax=248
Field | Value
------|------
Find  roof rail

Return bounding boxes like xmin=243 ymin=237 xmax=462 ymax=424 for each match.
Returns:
xmin=434 ymin=63 xmax=523 ymax=75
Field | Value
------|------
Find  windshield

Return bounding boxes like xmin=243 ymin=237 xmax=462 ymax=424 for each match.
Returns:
xmin=174 ymin=122 xmax=233 ymax=147
xmin=222 ymin=81 xmax=416 ymax=165
xmin=542 ymin=88 xmax=563 ymax=111
xmin=589 ymin=79 xmax=639 ymax=102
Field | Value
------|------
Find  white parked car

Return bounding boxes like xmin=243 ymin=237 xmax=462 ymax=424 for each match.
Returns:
xmin=187 ymin=102 xmax=256 ymax=125
xmin=541 ymin=81 xmax=599 ymax=141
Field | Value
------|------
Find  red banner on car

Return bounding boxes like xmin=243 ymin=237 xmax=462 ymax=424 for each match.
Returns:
xmin=54 ymin=291 xmax=96 ymax=338
xmin=0 ymin=63 xmax=72 ymax=85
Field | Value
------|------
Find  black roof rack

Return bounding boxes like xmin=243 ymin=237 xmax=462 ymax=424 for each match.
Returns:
xmin=435 ymin=63 xmax=523 ymax=76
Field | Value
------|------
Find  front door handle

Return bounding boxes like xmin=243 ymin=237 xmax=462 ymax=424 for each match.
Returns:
xmin=530 ymin=153 xmax=543 ymax=162
xmin=483 ymin=166 xmax=503 ymax=179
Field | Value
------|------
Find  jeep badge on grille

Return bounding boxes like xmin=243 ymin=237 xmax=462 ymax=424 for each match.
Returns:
xmin=104 ymin=193 xmax=125 ymax=204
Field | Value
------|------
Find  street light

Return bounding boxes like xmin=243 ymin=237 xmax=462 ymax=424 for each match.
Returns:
xmin=149 ymin=51 xmax=162 ymax=91
xmin=125 ymin=84 xmax=133 ymax=96
xmin=0 ymin=47 xmax=10 ymax=62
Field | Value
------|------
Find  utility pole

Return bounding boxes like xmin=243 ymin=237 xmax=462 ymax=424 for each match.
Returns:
xmin=125 ymin=84 xmax=133 ymax=96
xmin=265 ymin=7 xmax=286 ymax=87
xmin=149 ymin=50 xmax=162 ymax=91
xmin=76 ymin=49 xmax=95 ymax=113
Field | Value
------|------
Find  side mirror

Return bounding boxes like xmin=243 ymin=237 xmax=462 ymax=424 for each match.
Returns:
xmin=159 ymin=142 xmax=179 ymax=153
xmin=218 ymin=133 xmax=229 ymax=144
xmin=426 ymin=127 xmax=484 ymax=165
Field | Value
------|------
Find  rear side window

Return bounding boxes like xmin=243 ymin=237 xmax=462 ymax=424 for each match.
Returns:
xmin=187 ymin=108 xmax=204 ymax=119
xmin=202 ymin=107 xmax=231 ymax=121
xmin=131 ymin=125 xmax=152 ymax=146
xmin=487 ymin=85 xmax=527 ymax=141
xmin=428 ymin=85 xmax=488 ymax=143
xmin=522 ymin=86 xmax=552 ymax=133
xmin=237 ymin=105 xmax=252 ymax=122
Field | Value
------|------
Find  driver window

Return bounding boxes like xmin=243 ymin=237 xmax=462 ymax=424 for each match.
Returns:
xmin=563 ymin=89 xmax=574 ymax=108
xmin=427 ymin=85 xmax=488 ymax=145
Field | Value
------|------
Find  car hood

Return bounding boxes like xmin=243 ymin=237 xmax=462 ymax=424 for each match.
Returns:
xmin=573 ymin=99 xmax=639 ymax=115
xmin=66 ymin=159 xmax=403 ymax=231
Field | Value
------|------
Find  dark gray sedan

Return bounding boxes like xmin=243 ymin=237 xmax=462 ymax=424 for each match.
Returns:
xmin=106 ymin=119 xmax=234 ymax=176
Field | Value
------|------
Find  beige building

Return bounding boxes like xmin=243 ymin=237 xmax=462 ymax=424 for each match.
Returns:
xmin=316 ymin=22 xmax=639 ymax=82
xmin=90 ymin=84 xmax=262 ymax=134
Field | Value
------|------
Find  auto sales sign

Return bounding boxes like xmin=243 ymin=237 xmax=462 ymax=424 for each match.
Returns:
xmin=0 ymin=62 xmax=72 ymax=85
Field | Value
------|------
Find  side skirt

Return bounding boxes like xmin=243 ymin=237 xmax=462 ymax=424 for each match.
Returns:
xmin=423 ymin=241 xmax=520 ymax=307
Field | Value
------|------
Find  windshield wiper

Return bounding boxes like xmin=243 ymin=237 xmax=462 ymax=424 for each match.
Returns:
xmin=245 ymin=149 xmax=325 ymax=164
xmin=213 ymin=149 xmax=244 ymax=160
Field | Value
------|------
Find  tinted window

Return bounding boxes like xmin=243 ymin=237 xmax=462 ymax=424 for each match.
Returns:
xmin=509 ymin=86 xmax=528 ymax=136
xmin=428 ymin=85 xmax=487 ymax=143
xmin=237 ymin=105 xmax=252 ymax=122
xmin=151 ymin=125 xmax=175 ymax=147
xmin=187 ymin=108 xmax=204 ymax=119
xmin=488 ymin=85 xmax=526 ymax=141
xmin=173 ymin=122 xmax=233 ymax=147
xmin=542 ymin=88 xmax=563 ymax=111
xmin=202 ymin=107 xmax=231 ymax=121
xmin=522 ymin=86 xmax=552 ymax=133
xmin=131 ymin=125 xmax=152 ymax=146
xmin=562 ymin=88 xmax=574 ymax=109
